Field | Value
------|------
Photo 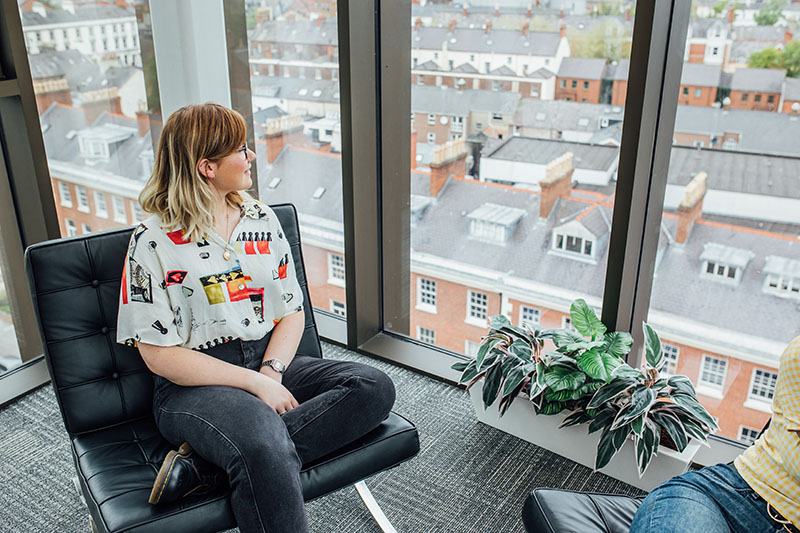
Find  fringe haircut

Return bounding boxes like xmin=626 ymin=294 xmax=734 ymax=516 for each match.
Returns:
xmin=139 ymin=103 xmax=251 ymax=242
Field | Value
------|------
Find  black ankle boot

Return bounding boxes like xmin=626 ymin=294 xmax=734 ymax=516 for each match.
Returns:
xmin=149 ymin=442 xmax=226 ymax=505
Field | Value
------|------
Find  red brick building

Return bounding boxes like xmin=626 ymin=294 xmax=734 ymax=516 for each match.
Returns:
xmin=678 ymin=63 xmax=721 ymax=107
xmin=555 ymin=57 xmax=606 ymax=104
xmin=727 ymin=68 xmax=785 ymax=112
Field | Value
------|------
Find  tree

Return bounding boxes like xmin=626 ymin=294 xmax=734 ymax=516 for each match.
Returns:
xmin=712 ymin=0 xmax=728 ymax=17
xmin=754 ymin=0 xmax=784 ymax=25
xmin=748 ymin=40 xmax=800 ymax=77
xmin=566 ymin=20 xmax=631 ymax=62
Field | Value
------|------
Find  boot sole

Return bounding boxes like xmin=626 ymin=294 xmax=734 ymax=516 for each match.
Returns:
xmin=149 ymin=442 xmax=193 ymax=505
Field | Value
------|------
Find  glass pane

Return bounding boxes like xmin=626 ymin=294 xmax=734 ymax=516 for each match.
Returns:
xmin=246 ymin=9 xmax=345 ymax=318
xmin=647 ymin=0 xmax=798 ymax=442
xmin=22 ymin=2 xmax=154 ymax=237
xmin=394 ymin=2 xmax=636 ymax=356
xmin=0 ymin=232 xmax=22 ymax=376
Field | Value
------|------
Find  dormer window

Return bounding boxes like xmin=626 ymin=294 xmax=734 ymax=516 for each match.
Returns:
xmin=700 ymin=243 xmax=753 ymax=284
xmin=763 ymin=256 xmax=800 ymax=298
xmin=554 ymin=233 xmax=593 ymax=257
xmin=467 ymin=203 xmax=525 ymax=244
xmin=79 ymin=137 xmax=110 ymax=159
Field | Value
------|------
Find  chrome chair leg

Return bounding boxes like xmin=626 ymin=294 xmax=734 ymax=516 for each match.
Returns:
xmin=354 ymin=480 xmax=398 ymax=533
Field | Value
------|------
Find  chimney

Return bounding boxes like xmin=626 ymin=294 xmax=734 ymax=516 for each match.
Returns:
xmin=315 ymin=16 xmax=326 ymax=27
xmin=414 ymin=18 xmax=422 ymax=31
xmin=265 ymin=115 xmax=304 ymax=163
xmin=136 ymin=109 xmax=149 ymax=137
xmin=791 ymin=102 xmax=800 ymax=119
xmin=539 ymin=152 xmax=574 ymax=219
xmin=676 ymin=172 xmax=707 ymax=244
xmin=463 ymin=6 xmax=468 ymax=16
xmin=727 ymin=6 xmax=735 ymax=24
xmin=484 ymin=21 xmax=492 ymax=34
xmin=785 ymin=29 xmax=793 ymax=43
xmin=327 ymin=44 xmax=334 ymax=60
xmin=625 ymin=8 xmax=631 ymax=21
xmin=449 ymin=19 xmax=456 ymax=33
xmin=522 ymin=22 xmax=529 ymax=37
xmin=559 ymin=23 xmax=566 ymax=39
xmin=62 ymin=0 xmax=75 ymax=14
xmin=494 ymin=4 xmax=499 ymax=17
xmin=411 ymin=130 xmax=418 ymax=169
xmin=429 ymin=139 xmax=468 ymax=197
xmin=559 ymin=9 xmax=564 ymax=18
xmin=527 ymin=3 xmax=532 ymax=18
xmin=457 ymin=78 xmax=466 ymax=91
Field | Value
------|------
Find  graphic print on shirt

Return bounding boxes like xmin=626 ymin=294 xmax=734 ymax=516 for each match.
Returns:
xmin=165 ymin=270 xmax=188 ymax=286
xmin=273 ymin=254 xmax=290 ymax=280
xmin=129 ymin=257 xmax=153 ymax=303
xmin=166 ymin=229 xmax=192 ymax=245
xmin=234 ymin=230 xmax=271 ymax=255
xmin=151 ymin=320 xmax=168 ymax=335
xmin=198 ymin=265 xmax=265 ymax=322
xmin=243 ymin=202 xmax=269 ymax=220
xmin=128 ymin=224 xmax=147 ymax=257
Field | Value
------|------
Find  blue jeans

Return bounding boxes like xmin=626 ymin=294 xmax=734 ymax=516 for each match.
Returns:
xmin=630 ymin=463 xmax=793 ymax=533
xmin=152 ymin=332 xmax=396 ymax=533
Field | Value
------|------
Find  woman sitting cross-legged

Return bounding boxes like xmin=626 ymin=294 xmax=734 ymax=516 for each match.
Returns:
xmin=116 ymin=103 xmax=396 ymax=533
xmin=630 ymin=335 xmax=800 ymax=533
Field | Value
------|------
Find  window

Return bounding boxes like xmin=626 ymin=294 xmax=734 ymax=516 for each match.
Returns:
xmin=506 ymin=56 xmax=512 ymax=64
xmin=427 ymin=113 xmax=435 ymax=125
xmin=754 ymin=94 xmax=762 ymax=103
xmin=58 ymin=182 xmax=72 ymax=207
xmin=742 ymin=93 xmax=749 ymax=102
xmin=682 ymin=87 xmax=689 ymax=95
xmin=530 ymin=85 xmax=539 ymax=97
xmin=81 ymin=223 xmax=91 ymax=234
xmin=739 ymin=426 xmax=760 ymax=446
xmin=560 ymin=80 xmax=566 ymax=88
xmin=132 ymin=203 xmax=144 ymax=223
xmin=328 ymin=253 xmax=345 ymax=285
xmin=465 ymin=340 xmax=481 ymax=357
xmin=699 ymin=355 xmax=727 ymax=390
xmin=694 ymin=88 xmax=702 ymax=98
xmin=583 ymin=81 xmax=589 ymax=89
xmin=768 ymin=95 xmax=774 ymax=104
xmin=427 ymin=132 xmax=436 ymax=144
xmin=749 ymin=369 xmax=778 ymax=402
xmin=417 ymin=326 xmax=435 ymax=344
xmin=712 ymin=47 xmax=719 ymax=55
xmin=417 ymin=278 xmax=436 ymax=311
xmin=330 ymin=300 xmax=346 ymax=317
xmin=491 ymin=112 xmax=503 ymax=121
xmin=485 ymin=62 xmax=491 ymax=73
xmin=112 ymin=196 xmax=127 ymax=223
xmin=571 ymin=80 xmax=577 ymax=88
xmin=662 ymin=343 xmax=680 ymax=374
xmin=65 ymin=219 xmax=77 ymax=237
xmin=553 ymin=233 xmax=593 ymax=258
xmin=520 ymin=306 xmax=540 ymax=329
xmin=94 ymin=191 xmax=108 ymax=218
xmin=562 ymin=316 xmax=578 ymax=332
xmin=467 ymin=290 xmax=488 ymax=322
xmin=76 ymin=186 xmax=89 ymax=212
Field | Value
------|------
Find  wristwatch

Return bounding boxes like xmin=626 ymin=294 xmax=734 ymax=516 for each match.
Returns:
xmin=261 ymin=358 xmax=287 ymax=374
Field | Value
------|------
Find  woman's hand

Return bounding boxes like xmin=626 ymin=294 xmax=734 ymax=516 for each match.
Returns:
xmin=248 ymin=371 xmax=299 ymax=414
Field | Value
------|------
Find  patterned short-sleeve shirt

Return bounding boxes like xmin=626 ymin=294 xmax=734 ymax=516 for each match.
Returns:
xmin=735 ymin=335 xmax=800 ymax=527
xmin=116 ymin=200 xmax=304 ymax=351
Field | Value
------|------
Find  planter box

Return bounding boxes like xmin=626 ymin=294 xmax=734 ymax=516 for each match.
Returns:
xmin=469 ymin=384 xmax=701 ymax=492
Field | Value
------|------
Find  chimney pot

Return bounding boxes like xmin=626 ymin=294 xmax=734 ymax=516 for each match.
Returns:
xmin=429 ymin=139 xmax=468 ymax=197
xmin=676 ymin=172 xmax=707 ymax=244
xmin=559 ymin=23 xmax=566 ymax=39
xmin=414 ymin=18 xmax=422 ymax=31
xmin=449 ymin=19 xmax=456 ymax=33
xmin=522 ymin=22 xmax=529 ymax=37
xmin=485 ymin=21 xmax=492 ymax=34
xmin=539 ymin=152 xmax=574 ymax=219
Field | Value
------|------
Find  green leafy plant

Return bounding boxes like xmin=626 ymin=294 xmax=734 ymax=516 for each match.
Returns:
xmin=453 ymin=300 xmax=718 ymax=477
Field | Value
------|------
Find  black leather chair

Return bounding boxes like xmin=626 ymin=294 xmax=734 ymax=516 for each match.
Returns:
xmin=25 ymin=203 xmax=419 ymax=533
xmin=523 ymin=488 xmax=643 ymax=533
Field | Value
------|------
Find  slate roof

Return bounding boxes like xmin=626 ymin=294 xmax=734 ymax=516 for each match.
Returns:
xmin=412 ymin=27 xmax=561 ymax=57
xmin=484 ymin=137 xmax=619 ymax=171
xmin=528 ymin=67 xmax=555 ymax=79
xmin=417 ymin=60 xmax=440 ymax=71
xmin=673 ymin=105 xmax=800 ymax=155
xmin=250 ymin=76 xmax=340 ymax=104
xmin=732 ymin=25 xmax=789 ymax=42
xmin=514 ymin=99 xmax=623 ymax=133
xmin=40 ymin=104 xmax=152 ymax=183
xmin=21 ymin=4 xmax=134 ymax=26
xmin=412 ymin=85 xmax=520 ymax=115
xmin=729 ymin=41 xmax=779 ymax=62
xmin=28 ymin=49 xmax=107 ymax=92
xmin=259 ymin=142 xmax=800 ymax=350
xmin=557 ymin=57 xmax=606 ymax=80
xmin=453 ymin=62 xmax=479 ymax=73
xmin=784 ymin=78 xmax=800 ymax=101
xmin=680 ymin=63 xmax=722 ymax=87
xmin=249 ymin=19 xmax=338 ymax=46
xmin=491 ymin=65 xmax=516 ymax=76
xmin=689 ymin=18 xmax=730 ymax=37
xmin=730 ymin=68 xmax=785 ymax=92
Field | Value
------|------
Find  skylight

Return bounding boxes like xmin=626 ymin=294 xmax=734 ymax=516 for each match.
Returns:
xmin=467 ymin=203 xmax=525 ymax=243
xmin=299 ymin=88 xmax=308 ymax=96
xmin=312 ymin=187 xmax=326 ymax=199
xmin=763 ymin=256 xmax=800 ymax=298
xmin=312 ymin=89 xmax=322 ymax=97
xmin=268 ymin=178 xmax=281 ymax=189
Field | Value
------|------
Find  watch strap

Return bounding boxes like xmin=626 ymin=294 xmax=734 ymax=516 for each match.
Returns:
xmin=261 ymin=359 xmax=286 ymax=374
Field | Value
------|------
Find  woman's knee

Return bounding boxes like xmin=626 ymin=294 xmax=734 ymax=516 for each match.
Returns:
xmin=353 ymin=366 xmax=396 ymax=418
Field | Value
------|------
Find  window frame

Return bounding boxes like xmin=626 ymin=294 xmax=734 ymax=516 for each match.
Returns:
xmin=519 ymin=305 xmax=540 ymax=330
xmin=745 ymin=368 xmax=778 ymax=411
xmin=416 ymin=277 xmax=437 ymax=313
xmin=697 ymin=354 xmax=728 ymax=397
xmin=416 ymin=326 xmax=436 ymax=345
xmin=465 ymin=290 xmax=488 ymax=325
xmin=76 ymin=185 xmax=90 ymax=213
xmin=327 ymin=252 xmax=346 ymax=287
xmin=94 ymin=191 xmax=108 ymax=218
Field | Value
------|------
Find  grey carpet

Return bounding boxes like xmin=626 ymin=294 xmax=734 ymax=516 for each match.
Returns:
xmin=0 ymin=343 xmax=643 ymax=532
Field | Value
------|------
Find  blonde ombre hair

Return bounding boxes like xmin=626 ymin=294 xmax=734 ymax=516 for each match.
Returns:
xmin=139 ymin=103 xmax=252 ymax=243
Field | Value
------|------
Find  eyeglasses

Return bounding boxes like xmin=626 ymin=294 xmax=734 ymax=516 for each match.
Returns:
xmin=236 ymin=144 xmax=249 ymax=160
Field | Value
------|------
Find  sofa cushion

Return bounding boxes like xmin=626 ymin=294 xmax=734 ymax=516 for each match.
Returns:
xmin=523 ymin=488 xmax=643 ymax=533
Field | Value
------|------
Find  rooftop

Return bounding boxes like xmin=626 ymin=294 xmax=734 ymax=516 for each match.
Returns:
xmin=729 ymin=68 xmax=785 ymax=93
xmin=557 ymin=57 xmax=607 ymax=80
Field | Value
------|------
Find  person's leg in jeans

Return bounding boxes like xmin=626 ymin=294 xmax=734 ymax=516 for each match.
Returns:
xmin=278 ymin=356 xmax=396 ymax=464
xmin=154 ymin=384 xmax=307 ymax=533
xmin=631 ymin=463 xmax=787 ymax=533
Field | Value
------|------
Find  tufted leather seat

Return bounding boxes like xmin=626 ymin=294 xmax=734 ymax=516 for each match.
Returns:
xmin=26 ymin=203 xmax=419 ymax=533
xmin=523 ymin=488 xmax=644 ymax=533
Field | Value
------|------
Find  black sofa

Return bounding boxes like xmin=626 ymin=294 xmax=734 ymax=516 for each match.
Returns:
xmin=25 ymin=203 xmax=419 ymax=532
xmin=523 ymin=488 xmax=644 ymax=533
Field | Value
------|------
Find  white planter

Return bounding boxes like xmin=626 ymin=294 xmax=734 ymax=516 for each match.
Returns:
xmin=469 ymin=384 xmax=701 ymax=492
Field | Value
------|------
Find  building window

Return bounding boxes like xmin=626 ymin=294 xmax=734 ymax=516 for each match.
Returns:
xmin=94 ymin=191 xmax=108 ymax=218
xmin=553 ymin=233 xmax=593 ymax=257
xmin=58 ymin=182 xmax=72 ymax=207
xmin=699 ymin=355 xmax=727 ymax=389
xmin=754 ymin=94 xmax=762 ymax=103
xmin=65 ymin=219 xmax=77 ymax=237
xmin=749 ymin=369 xmax=778 ymax=402
xmin=712 ymin=47 xmax=719 ymax=55
xmin=81 ymin=223 xmax=92 ymax=234
xmin=520 ymin=306 xmax=540 ymax=329
xmin=694 ymin=88 xmax=702 ymax=98
xmin=560 ymin=80 xmax=566 ymax=88
xmin=465 ymin=340 xmax=481 ymax=357
xmin=723 ymin=138 xmax=738 ymax=150
xmin=765 ymin=273 xmax=800 ymax=297
xmin=742 ymin=93 xmax=749 ymax=102
xmin=682 ymin=87 xmax=689 ymax=95
xmin=132 ymin=203 xmax=145 ymax=222
xmin=427 ymin=113 xmax=436 ymax=125
xmin=485 ymin=62 xmax=491 ymax=73
xmin=530 ymin=84 xmax=539 ymax=97
xmin=507 ymin=56 xmax=512 ymax=64
xmin=571 ymin=80 xmax=577 ymax=88
xmin=662 ymin=343 xmax=680 ymax=374
xmin=562 ymin=316 xmax=578 ymax=332
xmin=328 ymin=253 xmax=345 ymax=284
xmin=417 ymin=326 xmax=436 ymax=344
xmin=467 ymin=290 xmax=488 ymax=322
xmin=112 ymin=196 xmax=127 ymax=223
xmin=491 ymin=112 xmax=503 ymax=121
xmin=417 ymin=277 xmax=437 ymax=311
xmin=703 ymin=261 xmax=738 ymax=281
xmin=768 ymin=95 xmax=775 ymax=104
xmin=583 ymin=81 xmax=589 ymax=89
xmin=739 ymin=426 xmax=760 ymax=446
xmin=76 ymin=186 xmax=90 ymax=212
xmin=330 ymin=300 xmax=346 ymax=317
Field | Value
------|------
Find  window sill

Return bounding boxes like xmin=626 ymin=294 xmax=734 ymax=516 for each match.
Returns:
xmin=415 ymin=304 xmax=437 ymax=315
xmin=60 ymin=202 xmax=72 ymax=208
xmin=464 ymin=317 xmax=488 ymax=328
xmin=77 ymin=207 xmax=90 ymax=213
xmin=327 ymin=278 xmax=346 ymax=288
xmin=743 ymin=398 xmax=772 ymax=414
xmin=695 ymin=384 xmax=724 ymax=400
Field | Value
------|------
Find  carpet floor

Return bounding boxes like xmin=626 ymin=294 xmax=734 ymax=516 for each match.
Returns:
xmin=0 ymin=342 xmax=643 ymax=532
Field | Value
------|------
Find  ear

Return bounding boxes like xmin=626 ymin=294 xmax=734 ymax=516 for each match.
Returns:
xmin=198 ymin=159 xmax=215 ymax=179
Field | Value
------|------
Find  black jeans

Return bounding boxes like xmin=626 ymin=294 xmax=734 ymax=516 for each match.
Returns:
xmin=152 ymin=332 xmax=396 ymax=533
